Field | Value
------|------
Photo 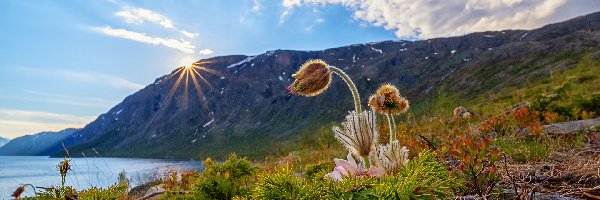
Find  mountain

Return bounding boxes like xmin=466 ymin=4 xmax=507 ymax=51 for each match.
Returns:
xmin=0 ymin=137 xmax=9 ymax=148
xmin=50 ymin=12 xmax=600 ymax=159
xmin=0 ymin=129 xmax=78 ymax=156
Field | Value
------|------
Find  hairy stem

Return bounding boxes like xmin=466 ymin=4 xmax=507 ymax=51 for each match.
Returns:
xmin=386 ymin=114 xmax=395 ymax=142
xmin=329 ymin=66 xmax=361 ymax=112
xmin=363 ymin=156 xmax=370 ymax=167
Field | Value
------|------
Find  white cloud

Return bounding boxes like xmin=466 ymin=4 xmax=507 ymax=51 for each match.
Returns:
xmin=93 ymin=26 xmax=196 ymax=53
xmin=279 ymin=10 xmax=291 ymax=24
xmin=115 ymin=6 xmax=174 ymax=29
xmin=316 ymin=18 xmax=325 ymax=23
xmin=252 ymin=0 xmax=262 ymax=13
xmin=281 ymin=0 xmax=600 ymax=39
xmin=52 ymin=69 xmax=145 ymax=90
xmin=0 ymin=109 xmax=95 ymax=139
xmin=198 ymin=49 xmax=214 ymax=55
xmin=180 ymin=30 xmax=199 ymax=38
xmin=3 ymin=66 xmax=145 ymax=91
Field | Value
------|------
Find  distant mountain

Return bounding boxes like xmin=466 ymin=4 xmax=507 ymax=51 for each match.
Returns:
xmin=0 ymin=137 xmax=9 ymax=148
xmin=50 ymin=12 xmax=600 ymax=159
xmin=0 ymin=129 xmax=78 ymax=156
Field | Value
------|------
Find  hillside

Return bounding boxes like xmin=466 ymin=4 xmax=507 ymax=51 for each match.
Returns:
xmin=0 ymin=137 xmax=9 ymax=148
xmin=0 ymin=129 xmax=78 ymax=156
xmin=50 ymin=12 xmax=600 ymax=159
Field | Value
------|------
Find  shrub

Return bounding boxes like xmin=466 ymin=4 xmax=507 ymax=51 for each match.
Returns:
xmin=194 ymin=154 xmax=256 ymax=199
xmin=442 ymin=130 xmax=500 ymax=198
xmin=303 ymin=161 xmax=333 ymax=180
xmin=252 ymin=166 xmax=320 ymax=199
xmin=374 ymin=151 xmax=461 ymax=200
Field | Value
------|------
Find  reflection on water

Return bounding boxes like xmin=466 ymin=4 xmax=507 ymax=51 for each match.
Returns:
xmin=0 ymin=156 xmax=201 ymax=199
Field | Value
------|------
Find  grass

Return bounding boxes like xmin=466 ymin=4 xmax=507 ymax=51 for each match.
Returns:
xmin=14 ymin=49 xmax=600 ymax=199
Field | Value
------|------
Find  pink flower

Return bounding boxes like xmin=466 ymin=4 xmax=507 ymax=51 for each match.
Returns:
xmin=325 ymin=153 xmax=385 ymax=182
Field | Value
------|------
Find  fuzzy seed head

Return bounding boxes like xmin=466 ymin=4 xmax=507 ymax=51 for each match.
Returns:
xmin=368 ymin=83 xmax=409 ymax=115
xmin=288 ymin=59 xmax=332 ymax=97
xmin=371 ymin=140 xmax=409 ymax=174
xmin=333 ymin=110 xmax=378 ymax=158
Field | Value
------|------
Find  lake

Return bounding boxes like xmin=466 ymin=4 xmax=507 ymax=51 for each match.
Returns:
xmin=0 ymin=156 xmax=201 ymax=199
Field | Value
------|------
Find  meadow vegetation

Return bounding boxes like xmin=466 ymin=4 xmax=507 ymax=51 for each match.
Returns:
xmin=11 ymin=55 xmax=600 ymax=199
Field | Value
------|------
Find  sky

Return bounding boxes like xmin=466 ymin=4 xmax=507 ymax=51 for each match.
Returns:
xmin=0 ymin=0 xmax=598 ymax=139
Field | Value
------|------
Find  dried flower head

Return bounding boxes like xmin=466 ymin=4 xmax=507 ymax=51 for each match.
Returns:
xmin=58 ymin=159 xmax=71 ymax=178
xmin=288 ymin=59 xmax=332 ymax=96
xmin=333 ymin=110 xmax=378 ymax=159
xmin=12 ymin=185 xmax=25 ymax=199
xmin=368 ymin=83 xmax=409 ymax=115
xmin=371 ymin=140 xmax=409 ymax=174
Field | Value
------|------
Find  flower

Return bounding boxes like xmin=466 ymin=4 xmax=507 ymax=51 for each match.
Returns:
xmin=332 ymin=110 xmax=378 ymax=158
xmin=288 ymin=59 xmax=332 ymax=97
xmin=453 ymin=106 xmax=477 ymax=120
xmin=368 ymin=83 xmax=409 ymax=115
xmin=371 ymin=140 xmax=409 ymax=174
xmin=325 ymin=153 xmax=385 ymax=182
xmin=57 ymin=159 xmax=71 ymax=177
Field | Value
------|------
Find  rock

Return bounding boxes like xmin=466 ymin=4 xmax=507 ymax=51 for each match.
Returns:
xmin=144 ymin=184 xmax=165 ymax=196
xmin=544 ymin=117 xmax=600 ymax=134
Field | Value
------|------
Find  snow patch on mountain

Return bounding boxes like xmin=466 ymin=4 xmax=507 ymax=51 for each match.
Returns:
xmin=227 ymin=56 xmax=256 ymax=68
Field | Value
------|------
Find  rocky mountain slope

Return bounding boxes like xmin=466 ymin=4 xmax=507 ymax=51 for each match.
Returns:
xmin=0 ymin=129 xmax=78 ymax=156
xmin=51 ymin=12 xmax=600 ymax=159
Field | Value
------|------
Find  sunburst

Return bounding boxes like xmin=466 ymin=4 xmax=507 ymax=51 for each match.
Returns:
xmin=161 ymin=60 xmax=220 ymax=110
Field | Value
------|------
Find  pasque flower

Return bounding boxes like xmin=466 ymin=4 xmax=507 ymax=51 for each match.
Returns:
xmin=325 ymin=153 xmax=385 ymax=182
xmin=453 ymin=106 xmax=478 ymax=120
xmin=368 ymin=83 xmax=409 ymax=142
xmin=288 ymin=59 xmax=332 ymax=97
xmin=333 ymin=110 xmax=378 ymax=166
xmin=368 ymin=83 xmax=409 ymax=115
xmin=289 ymin=59 xmax=363 ymax=112
xmin=371 ymin=140 xmax=409 ymax=174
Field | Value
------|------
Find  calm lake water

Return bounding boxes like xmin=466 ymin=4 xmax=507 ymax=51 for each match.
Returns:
xmin=0 ymin=156 xmax=201 ymax=199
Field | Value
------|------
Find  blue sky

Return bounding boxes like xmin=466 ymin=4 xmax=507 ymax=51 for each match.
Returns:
xmin=1 ymin=0 xmax=598 ymax=139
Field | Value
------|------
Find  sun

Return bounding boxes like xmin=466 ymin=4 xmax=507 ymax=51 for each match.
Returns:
xmin=160 ymin=60 xmax=220 ymax=110
xmin=178 ymin=56 xmax=196 ymax=67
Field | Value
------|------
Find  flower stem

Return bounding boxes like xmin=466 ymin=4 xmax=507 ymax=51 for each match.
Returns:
xmin=386 ymin=113 xmax=395 ymax=142
xmin=329 ymin=66 xmax=361 ymax=113
xmin=363 ymin=156 xmax=370 ymax=167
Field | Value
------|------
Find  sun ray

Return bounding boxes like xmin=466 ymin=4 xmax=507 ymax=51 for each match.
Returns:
xmin=183 ymin=67 xmax=190 ymax=109
xmin=151 ymin=59 xmax=221 ymax=117
xmin=165 ymin=67 xmax=185 ymax=81
xmin=162 ymin=67 xmax=187 ymax=108
xmin=191 ymin=67 xmax=214 ymax=89
xmin=192 ymin=65 xmax=221 ymax=76
xmin=189 ymin=69 xmax=209 ymax=109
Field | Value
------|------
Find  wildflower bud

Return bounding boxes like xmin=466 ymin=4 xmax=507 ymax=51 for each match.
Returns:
xmin=368 ymin=83 xmax=409 ymax=115
xmin=288 ymin=59 xmax=332 ymax=97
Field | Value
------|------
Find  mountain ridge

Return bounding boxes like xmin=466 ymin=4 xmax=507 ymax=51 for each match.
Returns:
xmin=0 ymin=137 xmax=9 ymax=148
xmin=49 ymin=11 xmax=600 ymax=159
xmin=0 ymin=128 xmax=78 ymax=156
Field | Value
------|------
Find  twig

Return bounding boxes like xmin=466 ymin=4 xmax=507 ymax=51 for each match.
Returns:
xmin=503 ymin=154 xmax=519 ymax=198
xmin=417 ymin=134 xmax=436 ymax=150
